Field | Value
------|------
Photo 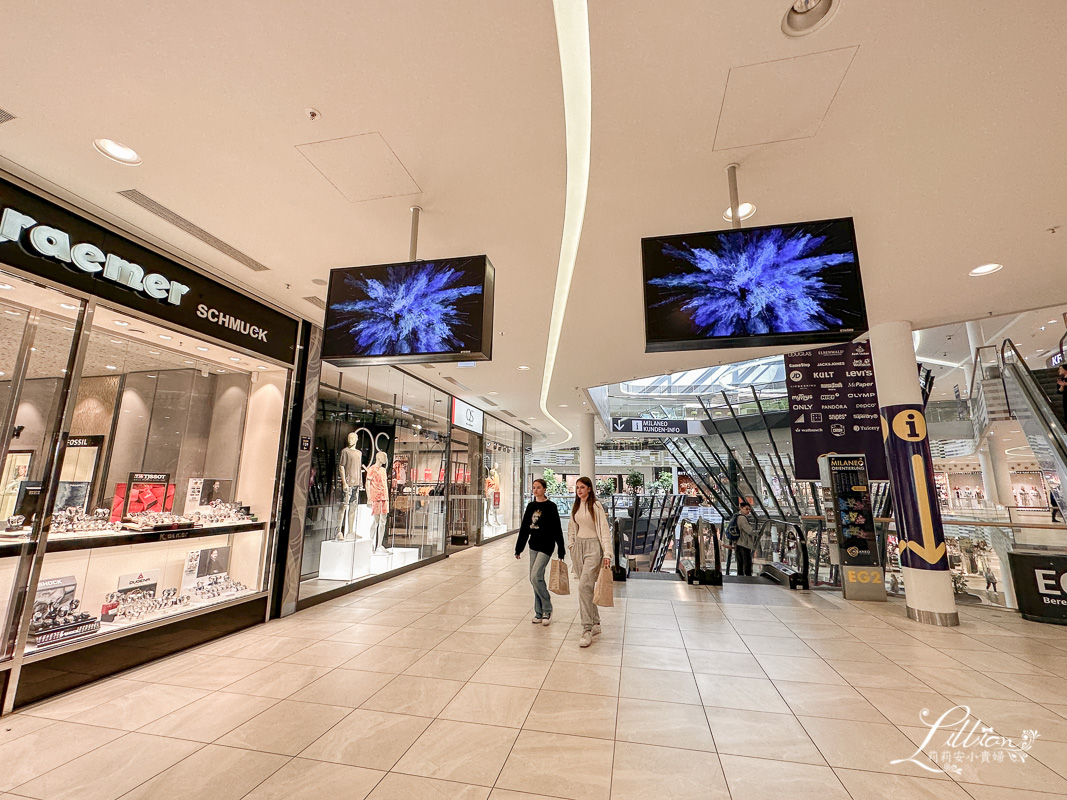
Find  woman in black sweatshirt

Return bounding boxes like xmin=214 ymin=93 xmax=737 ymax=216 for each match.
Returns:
xmin=515 ymin=478 xmax=566 ymax=625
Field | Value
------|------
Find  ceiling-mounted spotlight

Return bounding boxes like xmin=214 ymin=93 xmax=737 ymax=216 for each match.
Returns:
xmin=722 ymin=202 xmax=756 ymax=222
xmin=782 ymin=0 xmax=839 ymax=37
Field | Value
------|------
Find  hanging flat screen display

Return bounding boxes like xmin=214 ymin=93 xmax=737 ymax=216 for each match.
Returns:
xmin=641 ymin=218 xmax=867 ymax=352
xmin=322 ymin=255 xmax=495 ymax=366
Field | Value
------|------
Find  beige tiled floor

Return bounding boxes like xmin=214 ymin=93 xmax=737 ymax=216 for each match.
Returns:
xmin=5 ymin=535 xmax=1067 ymax=799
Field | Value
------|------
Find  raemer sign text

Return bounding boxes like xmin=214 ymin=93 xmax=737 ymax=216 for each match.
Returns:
xmin=0 ymin=206 xmax=190 ymax=306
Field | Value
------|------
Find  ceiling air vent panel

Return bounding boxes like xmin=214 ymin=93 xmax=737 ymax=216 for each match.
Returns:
xmin=117 ymin=190 xmax=269 ymax=272
xmin=0 ymin=108 xmax=17 ymax=125
xmin=303 ymin=296 xmax=326 ymax=309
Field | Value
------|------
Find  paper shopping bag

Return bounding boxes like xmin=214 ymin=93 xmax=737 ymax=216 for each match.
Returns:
xmin=593 ymin=565 xmax=614 ymax=607
xmin=549 ymin=559 xmax=570 ymax=595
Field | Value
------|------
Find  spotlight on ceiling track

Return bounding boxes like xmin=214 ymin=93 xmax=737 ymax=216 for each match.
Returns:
xmin=782 ymin=0 xmax=839 ymax=37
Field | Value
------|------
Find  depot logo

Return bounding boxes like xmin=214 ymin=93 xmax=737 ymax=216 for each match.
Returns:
xmin=0 ymin=206 xmax=190 ymax=306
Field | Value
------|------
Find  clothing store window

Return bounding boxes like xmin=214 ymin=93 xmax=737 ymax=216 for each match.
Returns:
xmin=482 ymin=415 xmax=523 ymax=541
xmin=299 ymin=364 xmax=449 ymax=602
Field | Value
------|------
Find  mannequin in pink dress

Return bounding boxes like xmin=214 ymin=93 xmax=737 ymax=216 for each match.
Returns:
xmin=366 ymin=451 xmax=390 ymax=552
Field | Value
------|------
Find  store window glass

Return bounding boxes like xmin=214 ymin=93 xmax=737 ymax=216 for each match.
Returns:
xmin=482 ymin=415 xmax=523 ymax=541
xmin=25 ymin=305 xmax=289 ymax=656
xmin=299 ymin=365 xmax=448 ymax=602
xmin=0 ymin=275 xmax=81 ymax=660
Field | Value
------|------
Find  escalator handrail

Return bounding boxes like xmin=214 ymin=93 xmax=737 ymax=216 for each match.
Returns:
xmin=1000 ymin=339 xmax=1067 ymax=451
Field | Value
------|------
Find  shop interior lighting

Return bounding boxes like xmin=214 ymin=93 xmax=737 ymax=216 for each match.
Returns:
xmin=538 ymin=0 xmax=591 ymax=450
xmin=93 ymin=138 xmax=142 ymax=166
xmin=722 ymin=202 xmax=756 ymax=222
xmin=969 ymin=263 xmax=1004 ymax=276
xmin=114 ymin=320 xmax=130 ymax=326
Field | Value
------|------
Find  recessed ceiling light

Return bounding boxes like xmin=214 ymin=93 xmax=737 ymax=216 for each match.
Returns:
xmin=782 ymin=0 xmax=838 ymax=36
xmin=114 ymin=320 xmax=130 ymax=327
xmin=147 ymin=374 xmax=156 ymax=378
xmin=0 ymin=371 xmax=5 ymax=376
xmin=722 ymin=202 xmax=756 ymax=222
xmin=4 ymin=310 xmax=18 ymax=316
xmin=0 ymin=283 xmax=12 ymax=290
xmin=63 ymin=326 xmax=75 ymax=331
xmin=93 ymin=138 xmax=142 ymax=166
xmin=105 ymin=365 xmax=117 ymax=370
xmin=559 ymin=404 xmax=569 ymax=408
xmin=518 ymin=365 xmax=531 ymax=371
xmin=257 ymin=366 xmax=268 ymax=370
xmin=196 ymin=346 xmax=209 ymax=352
xmin=230 ymin=357 xmax=240 ymax=362
xmin=59 ymin=303 xmax=78 ymax=310
xmin=216 ymin=368 xmax=225 ymax=373
xmin=488 ymin=391 xmax=499 ymax=396
xmin=969 ymin=263 xmax=1003 ymax=277
xmin=148 ymin=350 xmax=160 ymax=355
xmin=183 ymin=360 xmax=194 ymax=364
xmin=159 ymin=334 xmax=172 ymax=340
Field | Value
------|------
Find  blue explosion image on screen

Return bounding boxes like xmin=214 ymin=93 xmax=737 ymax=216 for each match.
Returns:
xmin=328 ymin=261 xmax=483 ymax=356
xmin=648 ymin=226 xmax=856 ymax=338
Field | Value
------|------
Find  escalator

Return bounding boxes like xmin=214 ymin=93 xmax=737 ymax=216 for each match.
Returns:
xmin=1000 ymin=339 xmax=1067 ymax=513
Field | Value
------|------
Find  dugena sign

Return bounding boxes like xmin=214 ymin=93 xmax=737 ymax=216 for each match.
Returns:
xmin=0 ymin=177 xmax=298 ymax=363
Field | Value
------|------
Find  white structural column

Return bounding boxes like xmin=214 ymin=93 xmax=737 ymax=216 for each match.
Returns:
xmin=870 ymin=320 xmax=959 ymax=626
xmin=977 ymin=440 xmax=1002 ymax=505
xmin=578 ymin=412 xmax=596 ymax=479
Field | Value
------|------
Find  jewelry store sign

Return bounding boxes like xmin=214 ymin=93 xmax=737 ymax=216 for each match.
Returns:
xmin=0 ymin=177 xmax=298 ymax=363
xmin=785 ymin=342 xmax=887 ymax=480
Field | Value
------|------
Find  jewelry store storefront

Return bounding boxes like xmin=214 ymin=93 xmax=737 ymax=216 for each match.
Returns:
xmin=0 ymin=176 xmax=301 ymax=710
xmin=280 ymin=358 xmax=532 ymax=609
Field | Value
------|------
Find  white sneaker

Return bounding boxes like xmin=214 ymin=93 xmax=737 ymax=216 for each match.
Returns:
xmin=532 ymin=616 xmax=543 ymax=624
xmin=591 ymin=624 xmax=602 ymax=637
xmin=579 ymin=631 xmax=593 ymax=648
xmin=542 ymin=615 xmax=552 ymax=626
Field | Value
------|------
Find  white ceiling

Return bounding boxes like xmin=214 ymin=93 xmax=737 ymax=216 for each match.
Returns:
xmin=0 ymin=1 xmax=1065 ymax=447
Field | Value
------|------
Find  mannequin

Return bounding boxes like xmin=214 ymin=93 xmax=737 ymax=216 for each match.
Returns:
xmin=488 ymin=464 xmax=501 ymax=526
xmin=366 ymin=450 xmax=390 ymax=552
xmin=337 ymin=432 xmax=363 ymax=540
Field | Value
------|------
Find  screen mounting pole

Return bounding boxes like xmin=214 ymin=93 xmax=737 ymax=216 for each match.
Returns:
xmin=726 ymin=163 xmax=741 ymax=230
xmin=409 ymin=205 xmax=422 ymax=261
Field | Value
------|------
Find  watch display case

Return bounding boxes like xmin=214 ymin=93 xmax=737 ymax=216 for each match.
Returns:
xmin=0 ymin=266 xmax=296 ymax=710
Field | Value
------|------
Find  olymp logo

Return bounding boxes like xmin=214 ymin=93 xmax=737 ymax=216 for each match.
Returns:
xmin=0 ymin=206 xmax=190 ymax=305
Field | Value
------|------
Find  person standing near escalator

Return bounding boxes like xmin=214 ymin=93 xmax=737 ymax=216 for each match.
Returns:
xmin=734 ymin=502 xmax=758 ymax=576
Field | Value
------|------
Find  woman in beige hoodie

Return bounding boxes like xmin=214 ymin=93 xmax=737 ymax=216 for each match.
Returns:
xmin=568 ymin=477 xmax=613 ymax=647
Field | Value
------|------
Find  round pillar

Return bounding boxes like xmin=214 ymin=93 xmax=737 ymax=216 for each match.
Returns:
xmin=578 ymin=412 xmax=596 ymax=480
xmin=870 ymin=320 xmax=959 ymax=626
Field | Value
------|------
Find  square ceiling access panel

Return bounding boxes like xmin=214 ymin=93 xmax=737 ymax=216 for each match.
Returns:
xmin=713 ymin=46 xmax=859 ymax=151
xmin=297 ymin=132 xmax=422 ymax=202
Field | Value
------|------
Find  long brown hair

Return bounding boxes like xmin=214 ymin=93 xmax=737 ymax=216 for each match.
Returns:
xmin=571 ymin=476 xmax=597 ymax=526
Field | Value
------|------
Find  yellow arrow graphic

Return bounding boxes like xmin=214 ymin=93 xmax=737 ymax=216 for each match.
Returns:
xmin=904 ymin=453 xmax=946 ymax=565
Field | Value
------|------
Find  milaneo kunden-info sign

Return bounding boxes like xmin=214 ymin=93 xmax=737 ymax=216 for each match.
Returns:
xmin=0 ymin=177 xmax=298 ymax=363
xmin=786 ymin=341 xmax=887 ymax=480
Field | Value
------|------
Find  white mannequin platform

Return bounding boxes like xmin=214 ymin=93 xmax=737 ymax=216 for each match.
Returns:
xmin=318 ymin=538 xmax=373 ymax=581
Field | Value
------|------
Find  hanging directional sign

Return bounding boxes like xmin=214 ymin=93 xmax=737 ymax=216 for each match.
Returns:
xmin=610 ymin=418 xmax=694 ymax=435
xmin=882 ymin=404 xmax=948 ymax=570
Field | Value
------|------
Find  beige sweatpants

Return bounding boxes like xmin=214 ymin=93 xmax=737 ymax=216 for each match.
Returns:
xmin=573 ymin=535 xmax=602 ymax=632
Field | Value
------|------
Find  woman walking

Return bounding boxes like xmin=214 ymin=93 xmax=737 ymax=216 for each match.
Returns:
xmin=516 ymin=478 xmax=565 ymax=625
xmin=568 ymin=477 xmax=613 ymax=647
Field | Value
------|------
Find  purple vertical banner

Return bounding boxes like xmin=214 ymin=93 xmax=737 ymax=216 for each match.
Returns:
xmin=881 ymin=403 xmax=949 ymax=571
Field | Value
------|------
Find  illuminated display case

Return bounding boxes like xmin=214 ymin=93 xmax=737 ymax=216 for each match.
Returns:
xmin=0 ymin=175 xmax=301 ymax=711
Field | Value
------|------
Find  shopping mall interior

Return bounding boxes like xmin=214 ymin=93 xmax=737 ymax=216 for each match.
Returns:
xmin=0 ymin=2 xmax=1064 ymax=798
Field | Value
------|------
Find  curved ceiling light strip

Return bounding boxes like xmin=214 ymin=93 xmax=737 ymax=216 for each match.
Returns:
xmin=537 ymin=0 xmax=592 ymax=450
